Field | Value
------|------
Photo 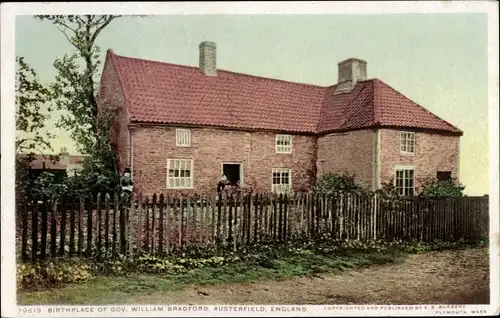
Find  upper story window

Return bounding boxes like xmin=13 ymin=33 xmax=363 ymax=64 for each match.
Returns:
xmin=399 ymin=131 xmax=415 ymax=154
xmin=276 ymin=134 xmax=292 ymax=154
xmin=176 ymin=129 xmax=191 ymax=147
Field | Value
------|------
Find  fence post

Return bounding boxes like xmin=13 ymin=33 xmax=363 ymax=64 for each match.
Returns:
xmin=113 ymin=193 xmax=119 ymax=257
xmin=120 ymin=193 xmax=128 ymax=255
xmin=50 ymin=199 xmax=57 ymax=258
xmin=104 ymin=193 xmax=111 ymax=255
xmin=40 ymin=201 xmax=48 ymax=260
xmin=87 ymin=194 xmax=94 ymax=257
xmin=78 ymin=196 xmax=84 ymax=254
xmin=21 ymin=200 xmax=29 ymax=262
xmin=127 ymin=193 xmax=136 ymax=255
xmin=165 ymin=195 xmax=171 ymax=253
xmin=31 ymin=202 xmax=39 ymax=262
xmin=144 ymin=196 xmax=150 ymax=252
xmin=158 ymin=194 xmax=164 ymax=254
xmin=69 ymin=200 xmax=76 ymax=255
xmin=59 ymin=202 xmax=67 ymax=256
xmin=151 ymin=194 xmax=157 ymax=254
xmin=135 ymin=195 xmax=143 ymax=255
xmin=96 ymin=193 xmax=102 ymax=258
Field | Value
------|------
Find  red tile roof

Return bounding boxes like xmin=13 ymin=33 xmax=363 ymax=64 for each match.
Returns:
xmin=105 ymin=50 xmax=462 ymax=136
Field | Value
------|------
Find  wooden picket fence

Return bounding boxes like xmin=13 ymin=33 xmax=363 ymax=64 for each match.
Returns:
xmin=16 ymin=193 xmax=489 ymax=262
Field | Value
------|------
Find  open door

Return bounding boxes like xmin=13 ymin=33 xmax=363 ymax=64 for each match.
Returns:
xmin=222 ymin=163 xmax=241 ymax=186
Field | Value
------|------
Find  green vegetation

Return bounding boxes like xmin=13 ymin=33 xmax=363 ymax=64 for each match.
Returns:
xmin=420 ymin=179 xmax=466 ymax=198
xmin=17 ymin=237 xmax=487 ymax=305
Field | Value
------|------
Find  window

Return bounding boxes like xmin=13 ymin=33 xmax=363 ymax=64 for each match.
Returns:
xmin=399 ymin=132 xmax=415 ymax=154
xmin=176 ymin=129 xmax=191 ymax=147
xmin=272 ymin=168 xmax=292 ymax=194
xmin=437 ymin=171 xmax=452 ymax=182
xmin=276 ymin=134 xmax=292 ymax=154
xmin=167 ymin=159 xmax=193 ymax=189
xmin=395 ymin=167 xmax=415 ymax=197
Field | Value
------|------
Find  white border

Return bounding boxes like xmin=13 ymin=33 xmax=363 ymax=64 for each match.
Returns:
xmin=1 ymin=2 xmax=498 ymax=318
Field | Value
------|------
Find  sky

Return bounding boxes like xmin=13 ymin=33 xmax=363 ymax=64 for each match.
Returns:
xmin=14 ymin=13 xmax=489 ymax=195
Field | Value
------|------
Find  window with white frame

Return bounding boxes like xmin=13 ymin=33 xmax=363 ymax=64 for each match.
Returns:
xmin=176 ymin=129 xmax=191 ymax=147
xmin=167 ymin=159 xmax=193 ymax=189
xmin=276 ymin=134 xmax=292 ymax=154
xmin=399 ymin=131 xmax=415 ymax=153
xmin=272 ymin=168 xmax=292 ymax=194
xmin=395 ymin=167 xmax=415 ymax=197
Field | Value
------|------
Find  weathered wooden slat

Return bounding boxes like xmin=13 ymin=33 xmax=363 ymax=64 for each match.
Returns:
xmin=165 ymin=195 xmax=171 ymax=253
xmin=193 ymin=195 xmax=199 ymax=246
xmin=227 ymin=195 xmax=233 ymax=246
xmin=78 ymin=197 xmax=84 ymax=254
xmin=179 ymin=196 xmax=184 ymax=249
xmin=136 ymin=195 xmax=143 ymax=254
xmin=120 ymin=194 xmax=127 ymax=255
xmin=211 ymin=195 xmax=217 ymax=246
xmin=143 ymin=197 xmax=150 ymax=252
xmin=40 ymin=201 xmax=48 ymax=260
xmin=112 ymin=194 xmax=119 ymax=256
xmin=88 ymin=195 xmax=94 ymax=256
xmin=50 ymin=200 xmax=57 ymax=258
xmin=96 ymin=194 xmax=102 ymax=258
xmin=21 ymin=201 xmax=29 ymax=261
xmin=31 ymin=203 xmax=39 ymax=261
xmin=69 ymin=201 xmax=76 ymax=255
xmin=104 ymin=194 xmax=110 ymax=254
xmin=149 ymin=194 xmax=155 ymax=253
xmin=59 ymin=203 xmax=67 ymax=256
xmin=158 ymin=194 xmax=165 ymax=253
xmin=128 ymin=194 xmax=135 ymax=255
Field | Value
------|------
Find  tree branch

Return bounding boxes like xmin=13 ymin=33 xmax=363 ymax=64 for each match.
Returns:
xmin=90 ymin=15 xmax=121 ymax=43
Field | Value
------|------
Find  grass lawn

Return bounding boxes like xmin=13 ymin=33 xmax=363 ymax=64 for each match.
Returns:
xmin=18 ymin=247 xmax=408 ymax=305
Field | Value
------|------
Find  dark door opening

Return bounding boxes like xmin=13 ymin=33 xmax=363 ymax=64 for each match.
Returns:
xmin=222 ymin=163 xmax=241 ymax=186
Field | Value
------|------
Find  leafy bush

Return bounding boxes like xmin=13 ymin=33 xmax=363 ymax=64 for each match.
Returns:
xmin=313 ymin=173 xmax=365 ymax=196
xmin=420 ymin=179 xmax=465 ymax=198
xmin=17 ymin=259 xmax=94 ymax=290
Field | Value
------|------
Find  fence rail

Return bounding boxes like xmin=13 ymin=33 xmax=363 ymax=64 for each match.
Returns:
xmin=16 ymin=193 xmax=489 ymax=262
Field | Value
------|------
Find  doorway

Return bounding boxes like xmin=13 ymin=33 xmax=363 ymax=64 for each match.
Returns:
xmin=222 ymin=163 xmax=242 ymax=186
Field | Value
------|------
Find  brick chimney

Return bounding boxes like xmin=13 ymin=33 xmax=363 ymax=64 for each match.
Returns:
xmin=199 ymin=41 xmax=217 ymax=76
xmin=334 ymin=58 xmax=367 ymax=95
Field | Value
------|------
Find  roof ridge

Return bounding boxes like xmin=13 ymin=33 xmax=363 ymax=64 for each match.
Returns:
xmin=375 ymin=79 xmax=462 ymax=133
xmin=111 ymin=50 xmax=328 ymax=89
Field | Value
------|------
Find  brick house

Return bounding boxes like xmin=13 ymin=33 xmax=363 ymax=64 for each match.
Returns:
xmin=97 ymin=41 xmax=462 ymax=197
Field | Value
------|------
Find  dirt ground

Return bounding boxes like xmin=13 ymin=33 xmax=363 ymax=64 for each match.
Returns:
xmin=131 ymin=247 xmax=489 ymax=305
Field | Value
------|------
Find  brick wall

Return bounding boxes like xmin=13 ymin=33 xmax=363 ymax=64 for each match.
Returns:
xmin=131 ymin=126 xmax=317 ymax=197
xmin=379 ymin=128 xmax=460 ymax=191
xmin=98 ymin=54 xmax=130 ymax=172
xmin=317 ymin=129 xmax=376 ymax=190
